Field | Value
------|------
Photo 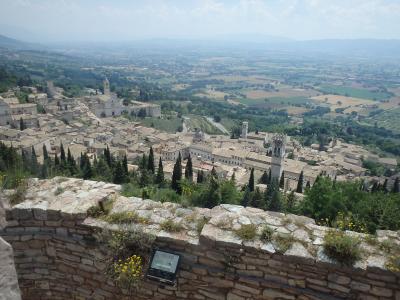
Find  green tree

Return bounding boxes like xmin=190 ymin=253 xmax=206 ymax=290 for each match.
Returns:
xmin=248 ymin=168 xmax=255 ymax=192
xmin=67 ymin=148 xmax=77 ymax=175
xmin=197 ymin=170 xmax=204 ymax=184
xmin=393 ymin=177 xmax=400 ymax=193
xmin=241 ymin=188 xmax=252 ymax=207
xmin=104 ymin=145 xmax=112 ymax=167
xmin=113 ymin=161 xmax=125 ymax=184
xmin=42 ymin=144 xmax=49 ymax=162
xmin=123 ymin=154 xmax=129 ymax=177
xmin=171 ymin=153 xmax=182 ymax=194
xmin=30 ymin=146 xmax=38 ymax=175
xmin=279 ymin=171 xmax=285 ymax=189
xmin=184 ymin=154 xmax=193 ymax=181
xmin=230 ymin=172 xmax=236 ymax=183
xmin=147 ymin=147 xmax=155 ymax=174
xmin=155 ymin=157 xmax=164 ymax=186
xmin=285 ymin=191 xmax=297 ymax=213
xmin=19 ymin=117 xmax=25 ymax=131
xmin=203 ymin=175 xmax=221 ymax=208
xmin=60 ymin=143 xmax=66 ymax=166
xmin=259 ymin=170 xmax=269 ymax=184
xmin=265 ymin=178 xmax=282 ymax=212
xmin=296 ymin=171 xmax=304 ymax=193
xmin=250 ymin=188 xmax=264 ymax=209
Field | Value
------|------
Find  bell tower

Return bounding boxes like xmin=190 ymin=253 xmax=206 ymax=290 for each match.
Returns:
xmin=271 ymin=134 xmax=286 ymax=180
xmin=103 ymin=78 xmax=110 ymax=96
xmin=241 ymin=121 xmax=248 ymax=139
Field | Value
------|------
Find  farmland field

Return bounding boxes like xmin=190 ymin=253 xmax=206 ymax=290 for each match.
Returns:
xmin=238 ymin=96 xmax=313 ymax=107
xmin=317 ymin=85 xmax=392 ymax=100
xmin=311 ymin=94 xmax=378 ymax=114
xmin=243 ymin=87 xmax=319 ymax=99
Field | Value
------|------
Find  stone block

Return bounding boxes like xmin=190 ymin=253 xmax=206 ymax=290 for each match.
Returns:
xmin=262 ymin=289 xmax=295 ymax=299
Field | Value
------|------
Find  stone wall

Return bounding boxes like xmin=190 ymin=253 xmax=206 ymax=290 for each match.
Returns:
xmin=1 ymin=177 xmax=400 ymax=300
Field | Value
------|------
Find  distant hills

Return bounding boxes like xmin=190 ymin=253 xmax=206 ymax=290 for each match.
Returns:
xmin=0 ymin=33 xmax=399 ymax=59
xmin=0 ymin=34 xmax=43 ymax=50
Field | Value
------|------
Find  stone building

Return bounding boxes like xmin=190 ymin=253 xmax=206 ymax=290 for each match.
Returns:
xmin=86 ymin=78 xmax=161 ymax=118
xmin=270 ymin=133 xmax=286 ymax=179
xmin=241 ymin=121 xmax=248 ymax=139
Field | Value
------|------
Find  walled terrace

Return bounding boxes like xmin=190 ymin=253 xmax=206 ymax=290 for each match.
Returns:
xmin=0 ymin=177 xmax=400 ymax=300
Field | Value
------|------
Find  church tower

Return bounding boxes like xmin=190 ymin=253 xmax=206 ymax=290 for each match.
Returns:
xmin=271 ymin=134 xmax=286 ymax=180
xmin=103 ymin=78 xmax=110 ymax=96
xmin=241 ymin=121 xmax=248 ymax=139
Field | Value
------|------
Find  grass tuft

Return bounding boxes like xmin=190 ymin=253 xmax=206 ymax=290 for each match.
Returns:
xmin=235 ymin=224 xmax=257 ymax=241
xmin=323 ymin=230 xmax=361 ymax=266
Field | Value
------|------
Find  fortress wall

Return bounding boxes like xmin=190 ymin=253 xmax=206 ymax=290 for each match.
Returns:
xmin=1 ymin=205 xmax=400 ymax=300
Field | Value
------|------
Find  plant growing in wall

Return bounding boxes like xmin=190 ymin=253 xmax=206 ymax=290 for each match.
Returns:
xmin=98 ymin=227 xmax=155 ymax=293
xmin=323 ymin=230 xmax=362 ymax=266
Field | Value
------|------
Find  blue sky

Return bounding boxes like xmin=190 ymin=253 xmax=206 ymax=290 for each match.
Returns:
xmin=1 ymin=0 xmax=400 ymax=42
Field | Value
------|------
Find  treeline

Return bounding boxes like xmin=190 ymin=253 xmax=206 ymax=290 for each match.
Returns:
xmin=2 ymin=142 xmax=400 ymax=234
xmin=0 ymin=142 xmax=131 ymax=189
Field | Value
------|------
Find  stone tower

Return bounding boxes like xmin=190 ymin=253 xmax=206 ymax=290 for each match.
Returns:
xmin=103 ymin=78 xmax=110 ymax=96
xmin=241 ymin=121 xmax=248 ymax=139
xmin=271 ymin=134 xmax=286 ymax=180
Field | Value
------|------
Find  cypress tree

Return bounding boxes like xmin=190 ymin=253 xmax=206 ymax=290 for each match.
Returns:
xmin=171 ymin=153 xmax=182 ymax=194
xmin=197 ymin=170 xmax=203 ymax=184
xmin=147 ymin=147 xmax=155 ymax=174
xmin=296 ymin=171 xmax=304 ymax=193
xmin=21 ymin=149 xmax=29 ymax=171
xmin=392 ymin=177 xmax=400 ymax=193
xmin=241 ymin=188 xmax=252 ymax=207
xmin=251 ymin=188 xmax=264 ymax=209
xmin=113 ymin=161 xmax=124 ymax=184
xmin=67 ymin=148 xmax=77 ymax=175
xmin=156 ymin=157 xmax=164 ymax=185
xmin=123 ymin=154 xmax=128 ymax=175
xmin=54 ymin=153 xmax=60 ymax=167
xmin=211 ymin=166 xmax=217 ymax=179
xmin=42 ymin=144 xmax=49 ymax=162
xmin=259 ymin=170 xmax=269 ymax=184
xmin=279 ymin=171 xmax=285 ymax=189
xmin=139 ymin=153 xmax=147 ymax=170
xmin=204 ymin=175 xmax=221 ymax=208
xmin=19 ymin=117 xmax=25 ymax=131
xmin=184 ymin=154 xmax=193 ymax=181
xmin=265 ymin=178 xmax=282 ymax=212
xmin=82 ymin=155 xmax=93 ymax=180
xmin=31 ymin=146 xmax=38 ymax=175
xmin=248 ymin=168 xmax=255 ymax=192
xmin=382 ymin=179 xmax=388 ymax=193
xmin=231 ymin=172 xmax=236 ymax=183
xmin=40 ymin=163 xmax=48 ymax=179
xmin=285 ymin=191 xmax=296 ymax=213
xmin=104 ymin=145 xmax=112 ymax=167
xmin=60 ymin=143 xmax=66 ymax=164
xmin=268 ymin=169 xmax=272 ymax=184
xmin=371 ymin=182 xmax=379 ymax=193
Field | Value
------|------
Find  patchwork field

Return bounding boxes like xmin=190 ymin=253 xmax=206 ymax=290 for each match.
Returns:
xmin=317 ymin=85 xmax=392 ymax=101
xmin=238 ymin=96 xmax=313 ymax=107
xmin=311 ymin=94 xmax=378 ymax=114
xmin=243 ymin=87 xmax=319 ymax=99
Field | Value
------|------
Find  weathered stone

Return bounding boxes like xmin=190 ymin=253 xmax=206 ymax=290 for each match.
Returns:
xmin=263 ymin=289 xmax=295 ymax=299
